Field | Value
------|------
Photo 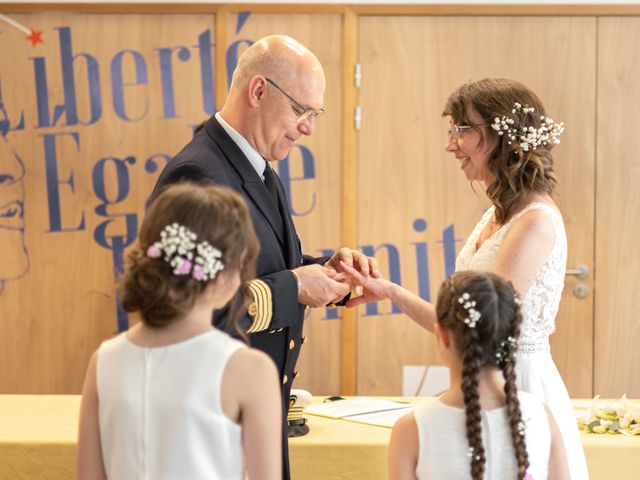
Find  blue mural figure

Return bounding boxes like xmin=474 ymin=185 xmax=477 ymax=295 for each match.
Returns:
xmin=0 ymin=89 xmax=29 ymax=293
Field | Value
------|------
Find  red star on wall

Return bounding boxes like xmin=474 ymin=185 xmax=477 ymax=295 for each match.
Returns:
xmin=25 ymin=29 xmax=43 ymax=47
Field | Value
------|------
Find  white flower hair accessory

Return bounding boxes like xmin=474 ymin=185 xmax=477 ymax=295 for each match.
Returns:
xmin=192 ymin=240 xmax=225 ymax=281
xmin=458 ymin=292 xmax=481 ymax=328
xmin=517 ymin=420 xmax=526 ymax=437
xmin=495 ymin=336 xmax=517 ymax=366
xmin=491 ymin=102 xmax=564 ymax=152
xmin=146 ymin=222 xmax=224 ymax=281
xmin=466 ymin=446 xmax=481 ymax=461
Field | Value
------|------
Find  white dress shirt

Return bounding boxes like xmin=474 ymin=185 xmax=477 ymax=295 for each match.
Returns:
xmin=215 ymin=112 xmax=267 ymax=180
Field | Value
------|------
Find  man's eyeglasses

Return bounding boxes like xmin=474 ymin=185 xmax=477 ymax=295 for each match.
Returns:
xmin=447 ymin=123 xmax=489 ymax=142
xmin=266 ymin=78 xmax=325 ymax=124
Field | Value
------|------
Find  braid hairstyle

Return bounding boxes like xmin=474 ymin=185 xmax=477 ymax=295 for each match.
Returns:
xmin=459 ymin=311 xmax=486 ymax=479
xmin=436 ymin=270 xmax=528 ymax=480
xmin=500 ymin=298 xmax=529 ymax=479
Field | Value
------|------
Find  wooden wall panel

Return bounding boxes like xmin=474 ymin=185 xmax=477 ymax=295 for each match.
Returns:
xmin=357 ymin=16 xmax=596 ymax=396
xmin=221 ymin=12 xmax=343 ymax=396
xmin=595 ymin=17 xmax=640 ymax=398
xmin=0 ymin=13 xmax=216 ymax=392
xmin=2 ymin=8 xmax=637 ymax=400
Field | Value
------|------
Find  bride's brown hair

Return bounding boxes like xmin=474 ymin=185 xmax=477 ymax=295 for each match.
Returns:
xmin=443 ymin=78 xmax=559 ymax=224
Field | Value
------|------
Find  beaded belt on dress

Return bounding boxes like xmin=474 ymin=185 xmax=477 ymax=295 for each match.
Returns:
xmin=517 ymin=339 xmax=551 ymax=353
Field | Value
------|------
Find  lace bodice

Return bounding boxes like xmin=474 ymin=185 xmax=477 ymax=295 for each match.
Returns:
xmin=455 ymin=202 xmax=567 ymax=352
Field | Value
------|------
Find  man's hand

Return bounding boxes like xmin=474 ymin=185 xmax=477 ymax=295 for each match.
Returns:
xmin=325 ymin=247 xmax=380 ymax=279
xmin=292 ymin=264 xmax=351 ymax=308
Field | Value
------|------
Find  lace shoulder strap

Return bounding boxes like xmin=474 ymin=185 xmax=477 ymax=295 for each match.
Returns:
xmin=496 ymin=202 xmax=563 ymax=241
xmin=514 ymin=202 xmax=563 ymax=232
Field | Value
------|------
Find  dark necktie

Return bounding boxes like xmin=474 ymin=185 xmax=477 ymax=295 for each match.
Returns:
xmin=263 ymin=162 xmax=279 ymax=206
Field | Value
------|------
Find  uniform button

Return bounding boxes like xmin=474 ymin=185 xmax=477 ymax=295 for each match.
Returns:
xmin=302 ymin=336 xmax=308 ymax=345
xmin=248 ymin=303 xmax=257 ymax=316
xmin=294 ymin=370 xmax=300 ymax=379
xmin=283 ymin=374 xmax=288 ymax=384
xmin=289 ymin=339 xmax=295 ymax=350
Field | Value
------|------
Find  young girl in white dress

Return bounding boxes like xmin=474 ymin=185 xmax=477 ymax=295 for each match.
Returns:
xmin=388 ymin=271 xmax=569 ymax=480
xmin=342 ymin=79 xmax=588 ymax=478
xmin=77 ymin=183 xmax=282 ymax=480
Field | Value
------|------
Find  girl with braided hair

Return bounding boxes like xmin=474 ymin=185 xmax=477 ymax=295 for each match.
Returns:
xmin=77 ymin=183 xmax=282 ymax=480
xmin=342 ymin=79 xmax=588 ymax=478
xmin=388 ymin=271 xmax=569 ymax=480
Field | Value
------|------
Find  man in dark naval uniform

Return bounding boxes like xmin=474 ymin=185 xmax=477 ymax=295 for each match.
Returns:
xmin=151 ymin=35 xmax=377 ymax=479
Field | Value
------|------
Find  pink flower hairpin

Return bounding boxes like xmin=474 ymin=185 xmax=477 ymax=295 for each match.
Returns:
xmin=145 ymin=223 xmax=224 ymax=281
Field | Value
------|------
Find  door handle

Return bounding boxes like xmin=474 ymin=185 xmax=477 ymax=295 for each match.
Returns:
xmin=566 ymin=263 xmax=589 ymax=279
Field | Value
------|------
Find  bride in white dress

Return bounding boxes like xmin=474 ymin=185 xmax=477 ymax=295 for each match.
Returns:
xmin=342 ymin=79 xmax=588 ymax=479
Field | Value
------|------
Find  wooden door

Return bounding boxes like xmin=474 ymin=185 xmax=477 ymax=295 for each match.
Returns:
xmin=357 ymin=16 xmax=596 ymax=397
xmin=595 ymin=17 xmax=640 ymax=398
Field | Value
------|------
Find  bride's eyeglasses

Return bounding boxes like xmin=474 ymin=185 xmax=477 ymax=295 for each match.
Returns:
xmin=447 ymin=123 xmax=489 ymax=142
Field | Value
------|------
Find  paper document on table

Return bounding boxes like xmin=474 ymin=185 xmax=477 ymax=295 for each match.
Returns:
xmin=304 ymin=397 xmax=410 ymax=419
xmin=342 ymin=406 xmax=412 ymax=428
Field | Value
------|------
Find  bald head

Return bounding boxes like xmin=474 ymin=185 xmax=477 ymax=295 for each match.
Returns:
xmin=229 ymin=35 xmax=325 ymax=95
xmin=220 ymin=35 xmax=326 ymax=162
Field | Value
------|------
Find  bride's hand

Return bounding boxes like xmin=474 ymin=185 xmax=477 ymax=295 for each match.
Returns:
xmin=338 ymin=261 xmax=392 ymax=307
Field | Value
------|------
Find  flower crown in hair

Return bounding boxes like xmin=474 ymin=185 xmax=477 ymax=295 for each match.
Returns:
xmin=458 ymin=292 xmax=481 ymax=328
xmin=146 ymin=223 xmax=224 ymax=281
xmin=491 ymin=102 xmax=564 ymax=152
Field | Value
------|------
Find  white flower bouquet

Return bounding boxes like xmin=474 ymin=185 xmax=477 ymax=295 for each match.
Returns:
xmin=577 ymin=395 xmax=640 ymax=435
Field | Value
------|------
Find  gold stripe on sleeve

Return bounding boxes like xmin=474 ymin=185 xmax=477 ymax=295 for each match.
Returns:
xmin=246 ymin=279 xmax=273 ymax=333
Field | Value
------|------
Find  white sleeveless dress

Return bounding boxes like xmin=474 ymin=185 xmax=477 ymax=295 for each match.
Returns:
xmin=96 ymin=329 xmax=246 ymax=480
xmin=456 ymin=202 xmax=589 ymax=479
xmin=414 ymin=392 xmax=551 ymax=480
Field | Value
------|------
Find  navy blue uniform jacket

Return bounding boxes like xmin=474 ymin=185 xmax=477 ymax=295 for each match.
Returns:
xmin=151 ymin=115 xmax=329 ymax=479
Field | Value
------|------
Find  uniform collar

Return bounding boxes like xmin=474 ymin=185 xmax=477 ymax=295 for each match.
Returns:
xmin=215 ymin=112 xmax=267 ymax=180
